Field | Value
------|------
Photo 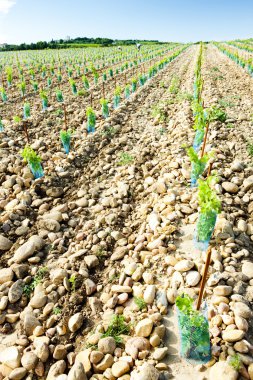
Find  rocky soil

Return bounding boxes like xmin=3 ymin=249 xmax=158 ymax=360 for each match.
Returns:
xmin=1 ymin=43 xmax=253 ymax=380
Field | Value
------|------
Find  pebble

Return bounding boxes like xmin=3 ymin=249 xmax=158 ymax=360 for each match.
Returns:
xmin=0 ymin=268 xmax=14 ymax=284
xmin=242 ymin=261 xmax=253 ymax=279
xmin=222 ymin=329 xmax=245 ymax=342
xmin=143 ymin=285 xmax=156 ymax=304
xmin=174 ymin=260 xmax=194 ymax=272
xmin=0 ymin=346 xmax=21 ymax=369
xmin=130 ymin=363 xmax=159 ymax=380
xmin=153 ymin=347 xmax=168 ymax=360
xmin=209 ymin=361 xmax=238 ymax=380
xmin=13 ymin=235 xmax=44 ymax=263
xmin=98 ymin=337 xmax=116 ymax=354
xmin=0 ymin=234 xmax=12 ymax=250
xmin=135 ymin=318 xmax=153 ymax=337
xmin=185 ymin=271 xmax=201 ymax=286
xmin=8 ymin=279 xmax=24 ymax=303
xmin=68 ymin=313 xmax=83 ymax=332
xmin=111 ymin=361 xmax=130 ymax=377
xmin=222 ymin=182 xmax=239 ymax=194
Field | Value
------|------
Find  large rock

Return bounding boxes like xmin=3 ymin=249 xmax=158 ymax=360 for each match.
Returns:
xmin=98 ymin=337 xmax=116 ymax=354
xmin=75 ymin=349 xmax=92 ymax=373
xmin=222 ymin=329 xmax=245 ymax=342
xmin=0 ymin=268 xmax=14 ymax=284
xmin=125 ymin=337 xmax=150 ymax=359
xmin=13 ymin=235 xmax=44 ymax=263
xmin=232 ymin=302 xmax=252 ymax=319
xmin=0 ymin=346 xmax=21 ymax=369
xmin=185 ymin=271 xmax=201 ymax=286
xmin=243 ymin=176 xmax=253 ymax=191
xmin=9 ymin=367 xmax=27 ymax=380
xmin=21 ymin=352 xmax=38 ymax=371
xmin=68 ymin=313 xmax=83 ymax=332
xmin=30 ymin=292 xmax=47 ymax=308
xmin=68 ymin=362 xmax=87 ymax=380
xmin=143 ymin=285 xmax=156 ymax=304
xmin=8 ymin=279 xmax=24 ymax=303
xmin=222 ymin=182 xmax=239 ymax=194
xmin=46 ymin=360 xmax=66 ymax=380
xmin=0 ymin=234 xmax=12 ymax=250
xmin=111 ymin=246 xmax=128 ymax=261
xmin=174 ymin=260 xmax=194 ymax=272
xmin=242 ymin=262 xmax=253 ymax=279
xmin=24 ymin=313 xmax=41 ymax=336
xmin=135 ymin=318 xmax=153 ymax=337
xmin=111 ymin=361 xmax=130 ymax=377
xmin=130 ymin=363 xmax=159 ymax=380
xmin=209 ymin=361 xmax=238 ymax=380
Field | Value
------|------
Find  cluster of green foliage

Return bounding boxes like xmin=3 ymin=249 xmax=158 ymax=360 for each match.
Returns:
xmin=102 ymin=315 xmax=130 ymax=344
xmin=118 ymin=152 xmax=134 ymax=166
xmin=134 ymin=297 xmax=147 ymax=310
xmin=60 ymin=129 xmax=72 ymax=145
xmin=176 ymin=294 xmax=211 ymax=361
xmin=229 ymin=354 xmax=242 ymax=371
xmin=23 ymin=267 xmax=48 ymax=297
xmin=21 ymin=145 xmax=41 ymax=166
xmin=69 ymin=274 xmax=76 ymax=292
xmin=198 ymin=176 xmax=221 ymax=214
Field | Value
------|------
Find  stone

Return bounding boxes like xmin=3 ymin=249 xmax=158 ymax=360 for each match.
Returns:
xmin=30 ymin=292 xmax=47 ymax=308
xmin=111 ymin=361 xmax=130 ymax=377
xmin=90 ymin=351 xmax=103 ymax=364
xmin=21 ymin=352 xmax=38 ymax=371
xmin=75 ymin=349 xmax=92 ymax=372
xmin=148 ymin=212 xmax=160 ymax=232
xmin=232 ymin=302 xmax=252 ymax=319
xmin=50 ymin=269 xmax=68 ymax=285
xmin=242 ymin=262 xmax=253 ymax=279
xmin=84 ymin=279 xmax=97 ymax=295
xmin=0 ymin=346 xmax=21 ymax=369
xmin=213 ymin=285 xmax=233 ymax=296
xmin=222 ymin=329 xmax=245 ymax=342
xmin=98 ymin=337 xmax=116 ymax=354
xmin=35 ymin=342 xmax=49 ymax=362
xmin=8 ymin=280 xmax=24 ymax=303
xmin=222 ymin=182 xmax=239 ymax=194
xmin=68 ymin=313 xmax=83 ymax=332
xmin=46 ymin=360 xmax=66 ymax=380
xmin=24 ymin=313 xmax=41 ymax=336
xmin=125 ymin=337 xmax=150 ymax=359
xmin=174 ymin=260 xmax=194 ymax=272
xmin=13 ymin=235 xmax=44 ymax=263
xmin=130 ymin=363 xmax=159 ymax=380
xmin=243 ymin=176 xmax=253 ymax=191
xmin=93 ymin=354 xmax=114 ymax=371
xmin=209 ymin=361 xmax=238 ymax=380
xmin=0 ymin=268 xmax=14 ymax=284
xmin=111 ymin=285 xmax=132 ymax=293
xmin=248 ymin=363 xmax=253 ymax=380
xmin=46 ymin=187 xmax=64 ymax=198
xmin=185 ymin=271 xmax=201 ymax=286
xmin=84 ymin=255 xmax=99 ymax=268
xmin=156 ymin=181 xmax=167 ymax=194
xmin=9 ymin=367 xmax=27 ymax=380
xmin=0 ymin=234 xmax=12 ymax=250
xmin=135 ymin=318 xmax=153 ymax=337
xmin=39 ymin=219 xmax=60 ymax=232
xmin=68 ymin=362 xmax=87 ymax=380
xmin=153 ymin=347 xmax=168 ymax=360
xmin=237 ymin=220 xmax=247 ymax=232
xmin=143 ymin=285 xmax=156 ymax=304
xmin=111 ymin=247 xmax=128 ymax=261
xmin=53 ymin=345 xmax=67 ymax=360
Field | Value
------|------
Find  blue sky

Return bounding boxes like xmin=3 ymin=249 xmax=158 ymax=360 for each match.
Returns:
xmin=0 ymin=0 xmax=253 ymax=44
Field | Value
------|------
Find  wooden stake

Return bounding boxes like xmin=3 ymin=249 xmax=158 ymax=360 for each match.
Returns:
xmin=102 ymin=82 xmax=105 ymax=99
xmin=124 ymin=72 xmax=127 ymax=85
xmin=196 ymin=247 xmax=212 ymax=310
xmin=90 ymin=91 xmax=93 ymax=107
xmin=23 ymin=121 xmax=29 ymax=143
xmin=200 ymin=122 xmax=209 ymax=158
xmin=63 ymin=103 xmax=67 ymax=130
xmin=207 ymin=162 xmax=213 ymax=177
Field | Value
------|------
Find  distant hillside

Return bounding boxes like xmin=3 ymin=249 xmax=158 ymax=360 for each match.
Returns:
xmin=0 ymin=37 xmax=168 ymax=51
